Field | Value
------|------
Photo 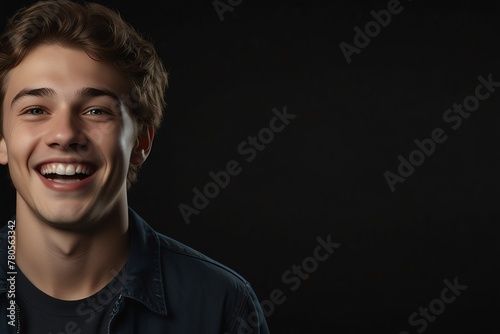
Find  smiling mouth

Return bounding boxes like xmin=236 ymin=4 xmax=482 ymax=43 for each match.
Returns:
xmin=38 ymin=163 xmax=96 ymax=184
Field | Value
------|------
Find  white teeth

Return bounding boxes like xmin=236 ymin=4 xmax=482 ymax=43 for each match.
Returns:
xmin=40 ymin=163 xmax=93 ymax=176
xmin=65 ymin=165 xmax=76 ymax=176
xmin=56 ymin=164 xmax=66 ymax=175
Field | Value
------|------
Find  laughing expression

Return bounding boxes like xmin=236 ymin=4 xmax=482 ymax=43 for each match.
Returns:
xmin=0 ymin=44 xmax=146 ymax=227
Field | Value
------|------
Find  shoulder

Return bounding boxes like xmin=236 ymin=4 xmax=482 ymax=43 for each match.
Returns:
xmin=148 ymin=227 xmax=264 ymax=330
xmin=155 ymin=230 xmax=250 ymax=290
xmin=130 ymin=207 xmax=261 ymax=316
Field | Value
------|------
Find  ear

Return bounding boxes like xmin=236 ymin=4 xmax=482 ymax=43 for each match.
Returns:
xmin=0 ymin=136 xmax=8 ymax=165
xmin=130 ymin=126 xmax=154 ymax=166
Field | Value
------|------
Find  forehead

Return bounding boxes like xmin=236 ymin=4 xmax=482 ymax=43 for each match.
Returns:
xmin=3 ymin=44 xmax=129 ymax=106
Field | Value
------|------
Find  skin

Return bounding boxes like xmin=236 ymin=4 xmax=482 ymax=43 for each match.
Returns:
xmin=0 ymin=44 xmax=154 ymax=300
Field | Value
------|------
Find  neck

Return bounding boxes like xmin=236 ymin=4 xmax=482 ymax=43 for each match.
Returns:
xmin=15 ymin=200 xmax=130 ymax=301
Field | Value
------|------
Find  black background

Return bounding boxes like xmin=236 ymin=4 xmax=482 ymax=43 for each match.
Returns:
xmin=1 ymin=0 xmax=499 ymax=333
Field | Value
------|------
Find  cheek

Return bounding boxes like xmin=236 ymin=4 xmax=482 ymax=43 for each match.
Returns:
xmin=4 ymin=129 xmax=38 ymax=192
xmin=0 ymin=139 xmax=7 ymax=165
xmin=98 ymin=122 xmax=135 ymax=167
xmin=5 ymin=124 xmax=40 ymax=163
xmin=120 ymin=111 xmax=139 ymax=155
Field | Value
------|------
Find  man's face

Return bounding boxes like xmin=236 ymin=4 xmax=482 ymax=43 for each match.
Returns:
xmin=0 ymin=44 xmax=144 ymax=227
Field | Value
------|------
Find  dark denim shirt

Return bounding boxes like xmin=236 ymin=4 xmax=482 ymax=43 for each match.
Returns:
xmin=0 ymin=208 xmax=270 ymax=333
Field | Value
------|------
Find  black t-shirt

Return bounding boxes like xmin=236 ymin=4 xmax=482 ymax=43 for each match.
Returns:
xmin=16 ymin=265 xmax=126 ymax=334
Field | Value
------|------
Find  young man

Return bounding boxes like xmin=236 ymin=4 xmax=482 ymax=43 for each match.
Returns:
xmin=0 ymin=1 xmax=269 ymax=333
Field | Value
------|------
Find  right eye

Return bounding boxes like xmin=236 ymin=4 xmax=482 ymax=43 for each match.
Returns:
xmin=23 ymin=107 xmax=46 ymax=115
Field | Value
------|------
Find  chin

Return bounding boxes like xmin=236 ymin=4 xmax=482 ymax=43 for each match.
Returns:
xmin=35 ymin=203 xmax=95 ymax=228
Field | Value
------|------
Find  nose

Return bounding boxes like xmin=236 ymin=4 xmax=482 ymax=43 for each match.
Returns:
xmin=44 ymin=110 xmax=89 ymax=151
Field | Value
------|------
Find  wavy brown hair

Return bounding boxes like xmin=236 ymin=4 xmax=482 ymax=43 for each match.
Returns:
xmin=0 ymin=0 xmax=169 ymax=188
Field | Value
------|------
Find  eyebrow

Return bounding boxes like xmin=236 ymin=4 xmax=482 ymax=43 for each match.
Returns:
xmin=11 ymin=87 xmax=56 ymax=108
xmin=76 ymin=87 xmax=120 ymax=104
xmin=10 ymin=87 xmax=121 ymax=109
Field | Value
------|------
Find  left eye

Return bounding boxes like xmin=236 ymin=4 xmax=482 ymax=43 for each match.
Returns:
xmin=86 ymin=108 xmax=106 ymax=115
xmin=26 ymin=108 xmax=46 ymax=115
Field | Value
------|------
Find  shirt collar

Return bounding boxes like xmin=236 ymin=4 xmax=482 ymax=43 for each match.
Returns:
xmin=120 ymin=207 xmax=168 ymax=316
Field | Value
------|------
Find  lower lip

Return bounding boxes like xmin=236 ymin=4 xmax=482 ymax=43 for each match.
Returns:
xmin=37 ymin=171 xmax=95 ymax=192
